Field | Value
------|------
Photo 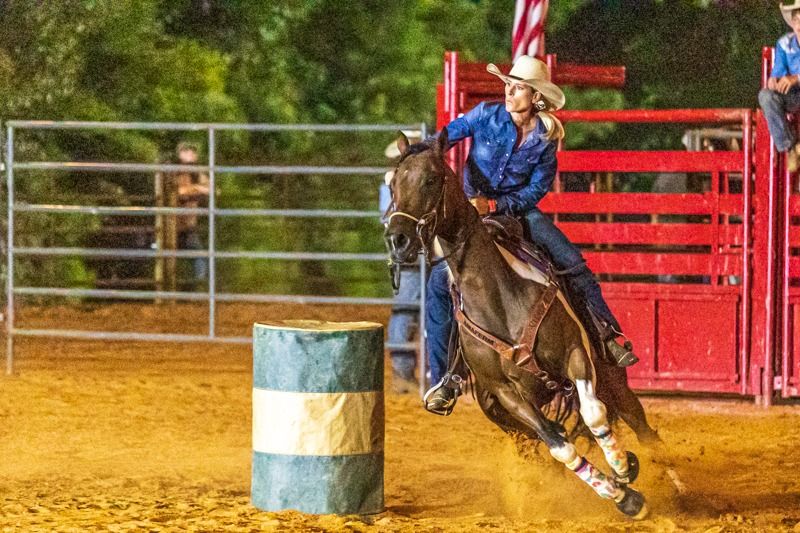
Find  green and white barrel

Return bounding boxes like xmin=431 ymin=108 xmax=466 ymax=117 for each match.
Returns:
xmin=251 ymin=320 xmax=385 ymax=515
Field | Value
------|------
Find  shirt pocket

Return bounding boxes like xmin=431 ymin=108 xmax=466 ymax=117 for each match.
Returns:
xmin=473 ymin=133 xmax=503 ymax=161
xmin=520 ymin=144 xmax=543 ymax=165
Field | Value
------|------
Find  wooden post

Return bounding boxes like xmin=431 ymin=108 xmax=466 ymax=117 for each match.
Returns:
xmin=154 ymin=171 xmax=164 ymax=297
xmin=163 ymin=171 xmax=178 ymax=296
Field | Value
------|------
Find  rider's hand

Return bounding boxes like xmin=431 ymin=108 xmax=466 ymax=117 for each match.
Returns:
xmin=776 ymin=75 xmax=800 ymax=94
xmin=469 ymin=196 xmax=495 ymax=216
xmin=768 ymin=77 xmax=779 ymax=91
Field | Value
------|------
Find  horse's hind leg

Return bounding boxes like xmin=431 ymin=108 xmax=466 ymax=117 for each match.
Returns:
xmin=598 ymin=364 xmax=661 ymax=446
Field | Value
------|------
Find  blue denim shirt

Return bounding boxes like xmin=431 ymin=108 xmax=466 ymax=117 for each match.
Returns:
xmin=772 ymin=33 xmax=800 ymax=78
xmin=444 ymin=101 xmax=557 ymax=215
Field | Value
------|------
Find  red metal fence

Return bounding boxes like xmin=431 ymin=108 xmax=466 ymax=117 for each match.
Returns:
xmin=437 ymin=50 xmax=796 ymax=404
xmin=758 ymin=47 xmax=800 ymax=400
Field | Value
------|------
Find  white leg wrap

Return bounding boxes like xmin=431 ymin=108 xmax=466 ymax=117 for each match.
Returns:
xmin=549 ymin=424 xmax=624 ymax=502
xmin=576 ymin=379 xmax=608 ymax=429
xmin=576 ymin=380 xmax=629 ymax=477
xmin=572 ymin=457 xmax=625 ymax=501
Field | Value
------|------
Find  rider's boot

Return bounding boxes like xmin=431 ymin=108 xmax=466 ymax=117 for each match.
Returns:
xmin=423 ymin=373 xmax=463 ymax=416
xmin=589 ymin=310 xmax=639 ymax=368
xmin=604 ymin=336 xmax=639 ymax=368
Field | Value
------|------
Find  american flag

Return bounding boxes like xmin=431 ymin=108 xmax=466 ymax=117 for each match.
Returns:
xmin=512 ymin=0 xmax=548 ymax=60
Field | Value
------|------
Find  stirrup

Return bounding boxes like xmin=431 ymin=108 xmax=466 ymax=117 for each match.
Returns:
xmin=423 ymin=373 xmax=463 ymax=416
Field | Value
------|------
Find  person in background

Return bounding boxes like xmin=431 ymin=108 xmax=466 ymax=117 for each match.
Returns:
xmin=381 ymin=132 xmax=423 ymax=393
xmin=758 ymin=1 xmax=800 ymax=171
xmin=173 ymin=142 xmax=210 ymax=288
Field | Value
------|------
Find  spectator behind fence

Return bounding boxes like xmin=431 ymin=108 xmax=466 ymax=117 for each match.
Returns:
xmin=166 ymin=142 xmax=210 ymax=290
xmin=381 ymin=131 xmax=423 ymax=394
xmin=758 ymin=1 xmax=800 ymax=172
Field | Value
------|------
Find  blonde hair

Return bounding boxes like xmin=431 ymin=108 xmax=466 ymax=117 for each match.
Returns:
xmin=538 ymin=111 xmax=565 ymax=141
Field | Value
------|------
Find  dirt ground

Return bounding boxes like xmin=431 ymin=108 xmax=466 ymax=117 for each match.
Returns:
xmin=2 ymin=302 xmax=800 ymax=532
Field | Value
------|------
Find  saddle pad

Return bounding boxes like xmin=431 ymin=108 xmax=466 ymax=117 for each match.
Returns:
xmin=494 ymin=243 xmax=550 ymax=286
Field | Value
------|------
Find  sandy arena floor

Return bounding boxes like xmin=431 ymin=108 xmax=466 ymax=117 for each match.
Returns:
xmin=2 ymin=303 xmax=800 ymax=532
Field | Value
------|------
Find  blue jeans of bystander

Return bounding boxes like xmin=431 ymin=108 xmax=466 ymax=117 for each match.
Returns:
xmin=389 ymin=267 xmax=422 ymax=380
xmin=758 ymin=86 xmax=800 ymax=152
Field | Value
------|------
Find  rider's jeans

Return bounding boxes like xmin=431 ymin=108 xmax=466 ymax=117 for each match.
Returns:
xmin=523 ymin=208 xmax=621 ymax=335
xmin=758 ymin=86 xmax=800 ymax=152
xmin=424 ymin=208 xmax=623 ymax=380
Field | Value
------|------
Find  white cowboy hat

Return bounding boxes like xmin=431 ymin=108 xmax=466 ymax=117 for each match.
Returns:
xmin=486 ymin=55 xmax=566 ymax=111
xmin=781 ymin=1 xmax=800 ymax=26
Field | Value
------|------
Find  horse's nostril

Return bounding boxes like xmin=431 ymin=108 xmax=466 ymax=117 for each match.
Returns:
xmin=390 ymin=233 xmax=409 ymax=252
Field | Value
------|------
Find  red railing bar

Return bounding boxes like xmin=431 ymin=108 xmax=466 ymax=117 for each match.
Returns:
xmin=558 ymin=151 xmax=743 ymax=173
xmin=557 ymin=109 xmax=748 ymax=123
xmin=601 ymin=283 xmax=741 ymax=296
xmin=559 ymin=222 xmax=742 ymax=246
xmin=736 ymin=108 xmax=756 ymax=394
xmin=760 ymin=47 xmax=776 ymax=406
xmin=741 ymin=109 xmax=753 ymax=396
xmin=541 ymin=193 xmax=732 ymax=214
xmin=584 ymin=252 xmax=742 ymax=275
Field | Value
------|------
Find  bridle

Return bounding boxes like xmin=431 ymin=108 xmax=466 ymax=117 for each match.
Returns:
xmin=384 ymin=162 xmax=475 ymax=292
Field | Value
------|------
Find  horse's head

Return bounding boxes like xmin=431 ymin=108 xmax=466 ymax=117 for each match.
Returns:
xmin=383 ymin=129 xmax=453 ymax=264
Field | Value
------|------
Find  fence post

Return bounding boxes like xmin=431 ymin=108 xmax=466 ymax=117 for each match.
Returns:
xmin=154 ymin=169 xmax=164 ymax=298
xmin=5 ymin=125 xmax=13 ymax=375
xmin=208 ymin=127 xmax=216 ymax=338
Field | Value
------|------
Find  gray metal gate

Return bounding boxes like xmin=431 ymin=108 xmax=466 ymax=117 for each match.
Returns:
xmin=4 ymin=120 xmax=428 ymax=389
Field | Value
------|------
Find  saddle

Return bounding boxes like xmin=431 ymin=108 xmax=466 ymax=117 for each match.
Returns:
xmin=482 ymin=215 xmax=568 ymax=278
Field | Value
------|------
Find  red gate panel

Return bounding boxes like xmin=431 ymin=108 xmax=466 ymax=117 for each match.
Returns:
xmin=440 ymin=51 xmax=765 ymax=397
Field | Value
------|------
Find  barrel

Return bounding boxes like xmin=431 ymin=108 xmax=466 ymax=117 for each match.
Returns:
xmin=251 ymin=320 xmax=385 ymax=515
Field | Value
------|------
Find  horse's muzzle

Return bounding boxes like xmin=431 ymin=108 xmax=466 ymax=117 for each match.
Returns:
xmin=384 ymin=227 xmax=419 ymax=264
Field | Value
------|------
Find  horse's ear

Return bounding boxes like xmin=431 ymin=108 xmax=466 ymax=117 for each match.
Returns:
xmin=396 ymin=131 xmax=410 ymax=156
xmin=435 ymin=128 xmax=449 ymax=156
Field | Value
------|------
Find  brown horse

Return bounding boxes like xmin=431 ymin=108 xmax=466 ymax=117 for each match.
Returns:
xmin=384 ymin=131 xmax=661 ymax=519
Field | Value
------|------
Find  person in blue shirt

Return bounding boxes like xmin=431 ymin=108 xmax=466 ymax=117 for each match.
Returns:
xmin=423 ymin=55 xmax=638 ymax=414
xmin=759 ymin=1 xmax=800 ymax=171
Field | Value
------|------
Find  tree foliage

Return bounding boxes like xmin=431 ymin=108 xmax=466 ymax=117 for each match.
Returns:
xmin=0 ymin=0 xmax=785 ymax=295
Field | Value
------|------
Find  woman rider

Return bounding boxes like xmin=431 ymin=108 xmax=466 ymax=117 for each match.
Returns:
xmin=423 ymin=55 xmax=638 ymax=414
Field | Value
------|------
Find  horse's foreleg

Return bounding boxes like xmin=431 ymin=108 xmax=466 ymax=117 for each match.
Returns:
xmin=492 ymin=386 xmax=645 ymax=518
xmin=475 ymin=384 xmax=540 ymax=441
xmin=600 ymin=364 xmax=662 ymax=446
xmin=575 ymin=378 xmax=638 ymax=484
xmin=566 ymin=344 xmax=633 ymax=483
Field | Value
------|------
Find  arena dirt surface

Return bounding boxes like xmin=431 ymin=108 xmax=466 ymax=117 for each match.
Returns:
xmin=2 ymin=302 xmax=800 ymax=532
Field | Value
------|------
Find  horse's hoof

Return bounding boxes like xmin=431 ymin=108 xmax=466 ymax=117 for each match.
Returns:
xmin=614 ymin=451 xmax=640 ymax=485
xmin=616 ymin=486 xmax=648 ymax=520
